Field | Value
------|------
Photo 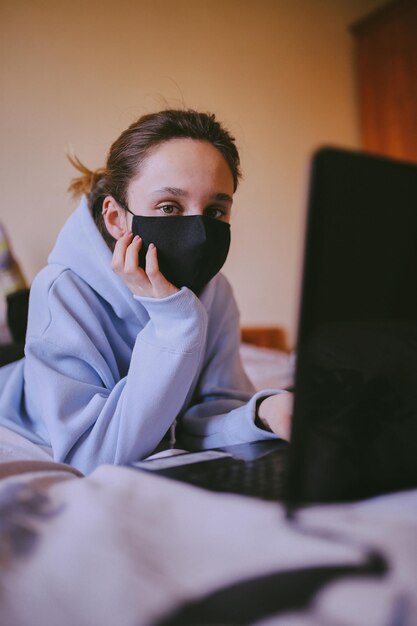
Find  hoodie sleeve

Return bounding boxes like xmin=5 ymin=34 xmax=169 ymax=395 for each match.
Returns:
xmin=176 ymin=275 xmax=280 ymax=450
xmin=24 ymin=270 xmax=210 ymax=473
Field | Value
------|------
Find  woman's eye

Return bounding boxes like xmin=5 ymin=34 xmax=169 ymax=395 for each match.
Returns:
xmin=205 ymin=206 xmax=225 ymax=220
xmin=158 ymin=205 xmax=180 ymax=215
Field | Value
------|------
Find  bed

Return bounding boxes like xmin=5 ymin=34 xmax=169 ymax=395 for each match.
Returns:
xmin=0 ymin=327 xmax=416 ymax=626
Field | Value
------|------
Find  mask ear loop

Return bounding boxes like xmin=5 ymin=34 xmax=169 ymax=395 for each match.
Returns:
xmin=114 ymin=197 xmax=134 ymax=216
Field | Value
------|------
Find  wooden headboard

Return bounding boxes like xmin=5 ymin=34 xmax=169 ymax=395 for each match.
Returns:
xmin=241 ymin=326 xmax=289 ymax=352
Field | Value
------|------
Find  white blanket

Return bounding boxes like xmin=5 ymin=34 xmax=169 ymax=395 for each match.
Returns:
xmin=0 ymin=462 xmax=416 ymax=626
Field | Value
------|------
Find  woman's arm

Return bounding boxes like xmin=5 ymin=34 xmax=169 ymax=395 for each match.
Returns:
xmin=24 ymin=271 xmax=209 ymax=473
xmin=176 ymin=275 xmax=290 ymax=449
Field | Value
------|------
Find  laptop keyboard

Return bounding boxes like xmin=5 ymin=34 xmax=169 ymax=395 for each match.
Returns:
xmin=154 ymin=447 xmax=289 ymax=501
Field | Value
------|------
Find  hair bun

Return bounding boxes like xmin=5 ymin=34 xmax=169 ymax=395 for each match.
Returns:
xmin=67 ymin=153 xmax=106 ymax=200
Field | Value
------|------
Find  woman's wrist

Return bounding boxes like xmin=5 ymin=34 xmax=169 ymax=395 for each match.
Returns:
xmin=255 ymin=397 xmax=273 ymax=431
xmin=254 ymin=392 xmax=293 ymax=440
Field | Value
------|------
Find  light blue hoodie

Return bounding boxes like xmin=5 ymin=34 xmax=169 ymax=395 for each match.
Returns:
xmin=0 ymin=198 xmax=278 ymax=473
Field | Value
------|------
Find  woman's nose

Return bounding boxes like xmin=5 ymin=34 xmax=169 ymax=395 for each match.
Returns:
xmin=184 ymin=207 xmax=205 ymax=216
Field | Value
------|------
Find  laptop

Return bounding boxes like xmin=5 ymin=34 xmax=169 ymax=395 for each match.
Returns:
xmin=132 ymin=147 xmax=417 ymax=506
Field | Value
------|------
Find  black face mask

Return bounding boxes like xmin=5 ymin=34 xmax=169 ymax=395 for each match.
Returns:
xmin=130 ymin=215 xmax=231 ymax=294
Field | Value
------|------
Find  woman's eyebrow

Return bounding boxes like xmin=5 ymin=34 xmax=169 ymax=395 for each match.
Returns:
xmin=213 ymin=192 xmax=233 ymax=203
xmin=152 ymin=187 xmax=187 ymax=197
xmin=151 ymin=188 xmax=233 ymax=203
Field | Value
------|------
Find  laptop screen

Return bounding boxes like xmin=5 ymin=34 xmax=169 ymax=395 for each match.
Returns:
xmin=287 ymin=147 xmax=417 ymax=503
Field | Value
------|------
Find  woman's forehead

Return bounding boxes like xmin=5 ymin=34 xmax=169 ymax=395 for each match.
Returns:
xmin=129 ymin=138 xmax=235 ymax=196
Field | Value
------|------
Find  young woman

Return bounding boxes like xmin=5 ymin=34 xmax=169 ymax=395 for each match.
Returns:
xmin=0 ymin=109 xmax=292 ymax=473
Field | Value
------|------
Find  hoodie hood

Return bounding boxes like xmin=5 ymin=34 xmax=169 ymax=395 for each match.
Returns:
xmin=48 ymin=197 xmax=146 ymax=323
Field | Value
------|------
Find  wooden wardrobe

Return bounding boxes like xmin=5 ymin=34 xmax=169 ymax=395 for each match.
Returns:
xmin=351 ymin=0 xmax=417 ymax=163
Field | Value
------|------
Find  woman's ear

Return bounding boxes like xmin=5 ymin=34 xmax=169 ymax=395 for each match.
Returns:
xmin=102 ymin=196 xmax=130 ymax=240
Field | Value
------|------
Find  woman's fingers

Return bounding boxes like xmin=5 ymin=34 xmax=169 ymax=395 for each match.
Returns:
xmin=111 ymin=231 xmax=134 ymax=274
xmin=145 ymin=244 xmax=162 ymax=286
xmin=112 ymin=232 xmax=149 ymax=293
xmin=124 ymin=235 xmax=143 ymax=274
xmin=145 ymin=244 xmax=179 ymax=297
xmin=111 ymin=233 xmax=178 ymax=298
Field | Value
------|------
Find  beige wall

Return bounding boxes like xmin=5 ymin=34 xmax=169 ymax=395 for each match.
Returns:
xmin=1 ymin=0 xmax=386 ymax=347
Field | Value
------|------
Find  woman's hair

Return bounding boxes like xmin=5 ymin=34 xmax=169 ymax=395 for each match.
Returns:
xmin=68 ymin=109 xmax=242 ymax=248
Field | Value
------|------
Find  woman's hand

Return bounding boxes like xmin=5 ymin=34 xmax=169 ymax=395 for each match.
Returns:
xmin=112 ymin=232 xmax=179 ymax=298
xmin=256 ymin=392 xmax=293 ymax=441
